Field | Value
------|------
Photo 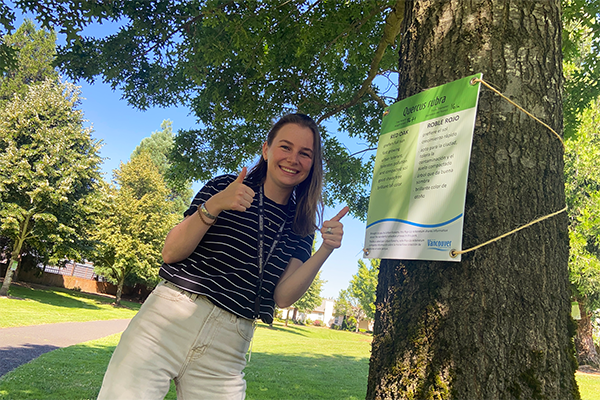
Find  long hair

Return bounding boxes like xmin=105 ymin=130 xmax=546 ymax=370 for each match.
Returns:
xmin=247 ymin=113 xmax=323 ymax=237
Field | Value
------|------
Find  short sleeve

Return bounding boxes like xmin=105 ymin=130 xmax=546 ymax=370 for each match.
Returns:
xmin=290 ymin=233 xmax=314 ymax=263
xmin=183 ymin=175 xmax=236 ymax=218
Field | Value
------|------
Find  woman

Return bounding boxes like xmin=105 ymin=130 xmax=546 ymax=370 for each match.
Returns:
xmin=97 ymin=113 xmax=348 ymax=399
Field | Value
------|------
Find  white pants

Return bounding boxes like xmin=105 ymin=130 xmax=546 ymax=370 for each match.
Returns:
xmin=97 ymin=281 xmax=255 ymax=400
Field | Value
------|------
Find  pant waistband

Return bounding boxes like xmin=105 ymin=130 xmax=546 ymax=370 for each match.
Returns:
xmin=161 ymin=280 xmax=204 ymax=302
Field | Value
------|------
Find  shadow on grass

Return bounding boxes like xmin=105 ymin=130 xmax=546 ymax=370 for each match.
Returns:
xmin=0 ymin=343 xmax=115 ymax=400
xmin=0 ymin=344 xmax=60 ymax=378
xmin=7 ymin=285 xmax=138 ymax=311
xmin=260 ymin=323 xmax=313 ymax=337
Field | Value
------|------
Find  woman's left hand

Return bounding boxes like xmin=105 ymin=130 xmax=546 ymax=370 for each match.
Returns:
xmin=320 ymin=206 xmax=350 ymax=251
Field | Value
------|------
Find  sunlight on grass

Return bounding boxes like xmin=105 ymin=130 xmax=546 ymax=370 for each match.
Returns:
xmin=245 ymin=323 xmax=371 ymax=399
xmin=577 ymin=372 xmax=600 ymax=400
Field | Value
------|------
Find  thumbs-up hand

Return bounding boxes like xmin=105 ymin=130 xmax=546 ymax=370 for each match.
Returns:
xmin=320 ymin=206 xmax=349 ymax=251
xmin=207 ymin=167 xmax=256 ymax=214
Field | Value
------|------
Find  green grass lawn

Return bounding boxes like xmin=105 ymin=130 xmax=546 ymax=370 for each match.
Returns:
xmin=0 ymin=323 xmax=372 ymax=400
xmin=0 ymin=285 xmax=370 ymax=399
xmin=577 ymin=372 xmax=600 ymax=400
xmin=1 ymin=285 xmax=599 ymax=399
xmin=0 ymin=285 xmax=140 ymax=328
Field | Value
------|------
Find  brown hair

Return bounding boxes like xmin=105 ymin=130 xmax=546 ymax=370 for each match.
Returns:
xmin=247 ymin=113 xmax=323 ymax=236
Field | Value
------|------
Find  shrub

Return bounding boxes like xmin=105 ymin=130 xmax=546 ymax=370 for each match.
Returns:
xmin=342 ymin=316 xmax=357 ymax=332
xmin=313 ymin=319 xmax=323 ymax=327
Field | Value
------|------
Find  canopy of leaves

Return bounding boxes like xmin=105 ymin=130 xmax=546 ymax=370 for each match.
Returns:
xmin=3 ymin=1 xmax=598 ymax=216
xmin=563 ymin=0 xmax=600 ymax=137
xmin=0 ymin=1 xmax=17 ymax=72
xmin=0 ymin=19 xmax=58 ymax=105
xmin=0 ymin=78 xmax=103 ymax=264
xmin=565 ymin=96 xmax=600 ymax=310
xmin=92 ymin=151 xmax=180 ymax=289
xmin=0 ymin=0 xmax=406 ymax=219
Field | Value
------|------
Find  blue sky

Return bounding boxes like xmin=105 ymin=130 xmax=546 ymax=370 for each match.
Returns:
xmin=11 ymin=12 xmax=372 ymax=300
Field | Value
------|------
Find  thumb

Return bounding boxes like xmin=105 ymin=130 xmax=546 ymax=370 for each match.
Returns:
xmin=331 ymin=206 xmax=350 ymax=222
xmin=236 ymin=167 xmax=247 ymax=183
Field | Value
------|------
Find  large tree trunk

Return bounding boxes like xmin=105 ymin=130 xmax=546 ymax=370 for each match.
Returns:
xmin=367 ymin=1 xmax=577 ymax=399
xmin=574 ymin=300 xmax=600 ymax=368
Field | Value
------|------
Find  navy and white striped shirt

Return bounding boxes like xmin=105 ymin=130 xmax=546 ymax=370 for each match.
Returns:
xmin=159 ymin=174 xmax=314 ymax=323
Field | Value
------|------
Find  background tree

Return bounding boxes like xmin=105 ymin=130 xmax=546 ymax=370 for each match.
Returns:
xmin=0 ymin=1 xmax=596 ymax=215
xmin=0 ymin=78 xmax=102 ymax=296
xmin=565 ymin=96 xmax=600 ymax=367
xmin=131 ymin=119 xmax=193 ymax=214
xmin=0 ymin=2 xmax=17 ymax=73
xmin=290 ymin=271 xmax=325 ymax=323
xmin=562 ymin=0 xmax=600 ymax=137
xmin=334 ymin=288 xmax=365 ymax=332
xmin=91 ymin=151 xmax=180 ymax=305
xmin=0 ymin=20 xmax=59 ymax=272
xmin=0 ymin=19 xmax=57 ymax=105
xmin=367 ymin=2 xmax=576 ymax=398
xmin=349 ymin=258 xmax=379 ymax=321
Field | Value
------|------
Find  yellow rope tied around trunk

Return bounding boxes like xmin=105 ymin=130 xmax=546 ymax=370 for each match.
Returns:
xmin=449 ymin=78 xmax=567 ymax=258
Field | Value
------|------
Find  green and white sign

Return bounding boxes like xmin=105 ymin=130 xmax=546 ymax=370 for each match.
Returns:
xmin=364 ymin=74 xmax=482 ymax=262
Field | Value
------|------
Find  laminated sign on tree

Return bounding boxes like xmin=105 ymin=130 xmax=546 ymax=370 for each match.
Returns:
xmin=364 ymin=74 xmax=482 ymax=262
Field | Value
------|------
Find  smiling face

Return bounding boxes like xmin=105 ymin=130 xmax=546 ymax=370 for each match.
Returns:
xmin=262 ymin=123 xmax=315 ymax=203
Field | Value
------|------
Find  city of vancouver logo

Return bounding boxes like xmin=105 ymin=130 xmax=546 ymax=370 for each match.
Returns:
xmin=427 ymin=239 xmax=452 ymax=252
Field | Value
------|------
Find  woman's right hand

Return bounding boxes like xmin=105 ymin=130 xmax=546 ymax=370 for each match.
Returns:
xmin=205 ymin=167 xmax=255 ymax=214
xmin=162 ymin=168 xmax=255 ymax=264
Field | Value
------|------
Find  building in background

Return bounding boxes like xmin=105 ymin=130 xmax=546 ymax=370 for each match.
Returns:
xmin=281 ymin=298 xmax=336 ymax=326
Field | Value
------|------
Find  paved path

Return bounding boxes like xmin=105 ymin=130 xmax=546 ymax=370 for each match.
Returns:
xmin=0 ymin=319 xmax=131 ymax=377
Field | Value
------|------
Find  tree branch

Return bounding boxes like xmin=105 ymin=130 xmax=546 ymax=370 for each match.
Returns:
xmin=350 ymin=147 xmax=378 ymax=157
xmin=317 ymin=0 xmax=405 ymax=124
xmin=367 ymin=86 xmax=388 ymax=108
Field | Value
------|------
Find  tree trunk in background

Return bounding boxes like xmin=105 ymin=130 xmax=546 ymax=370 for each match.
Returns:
xmin=115 ymin=275 xmax=124 ymax=306
xmin=367 ymin=1 xmax=577 ymax=399
xmin=575 ymin=301 xmax=600 ymax=368
xmin=0 ymin=250 xmax=21 ymax=297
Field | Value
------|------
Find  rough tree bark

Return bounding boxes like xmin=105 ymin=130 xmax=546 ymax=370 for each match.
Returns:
xmin=367 ymin=1 xmax=578 ymax=399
